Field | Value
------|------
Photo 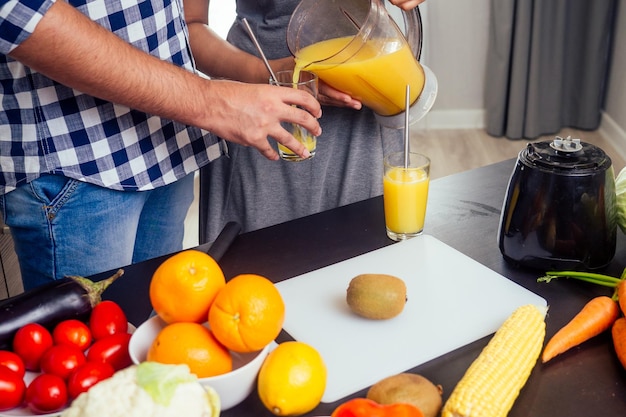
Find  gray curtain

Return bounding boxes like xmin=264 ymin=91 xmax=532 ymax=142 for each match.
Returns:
xmin=485 ymin=0 xmax=617 ymax=139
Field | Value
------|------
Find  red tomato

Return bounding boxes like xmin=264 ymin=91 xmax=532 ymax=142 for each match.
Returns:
xmin=67 ymin=362 xmax=115 ymax=399
xmin=0 ymin=350 xmax=26 ymax=378
xmin=25 ymin=373 xmax=68 ymax=414
xmin=86 ymin=332 xmax=132 ymax=371
xmin=0 ymin=367 xmax=26 ymax=411
xmin=89 ymin=301 xmax=128 ymax=340
xmin=40 ymin=345 xmax=87 ymax=380
xmin=12 ymin=323 xmax=54 ymax=371
xmin=53 ymin=320 xmax=92 ymax=351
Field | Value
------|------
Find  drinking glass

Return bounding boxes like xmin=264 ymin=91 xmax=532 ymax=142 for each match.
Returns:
xmin=270 ymin=70 xmax=318 ymax=161
xmin=383 ymin=152 xmax=430 ymax=241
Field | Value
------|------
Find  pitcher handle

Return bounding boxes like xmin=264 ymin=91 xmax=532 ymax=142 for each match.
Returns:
xmin=402 ymin=7 xmax=423 ymax=61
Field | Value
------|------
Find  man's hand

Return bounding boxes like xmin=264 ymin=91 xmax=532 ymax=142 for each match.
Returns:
xmin=202 ymin=81 xmax=322 ymax=160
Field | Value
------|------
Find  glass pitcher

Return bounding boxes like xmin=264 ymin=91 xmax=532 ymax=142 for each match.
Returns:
xmin=287 ymin=0 xmax=438 ymax=129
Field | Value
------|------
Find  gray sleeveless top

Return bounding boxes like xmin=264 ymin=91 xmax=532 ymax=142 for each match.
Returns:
xmin=199 ymin=0 xmax=403 ymax=244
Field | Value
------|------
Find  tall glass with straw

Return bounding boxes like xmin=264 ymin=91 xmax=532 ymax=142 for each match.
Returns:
xmin=382 ymin=85 xmax=431 ymax=241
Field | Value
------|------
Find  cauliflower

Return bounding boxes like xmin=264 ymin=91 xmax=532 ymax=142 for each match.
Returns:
xmin=61 ymin=362 xmax=220 ymax=417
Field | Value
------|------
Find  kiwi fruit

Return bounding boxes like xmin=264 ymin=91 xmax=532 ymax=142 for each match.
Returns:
xmin=366 ymin=373 xmax=443 ymax=417
xmin=346 ymin=274 xmax=407 ymax=320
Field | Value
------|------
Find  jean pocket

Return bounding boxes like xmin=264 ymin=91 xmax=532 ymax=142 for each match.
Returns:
xmin=29 ymin=175 xmax=79 ymax=208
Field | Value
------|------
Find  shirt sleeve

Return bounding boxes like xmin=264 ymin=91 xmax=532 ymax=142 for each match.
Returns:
xmin=0 ymin=0 xmax=56 ymax=54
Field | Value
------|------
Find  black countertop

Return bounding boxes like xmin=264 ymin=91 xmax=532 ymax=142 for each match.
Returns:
xmin=97 ymin=159 xmax=626 ymax=417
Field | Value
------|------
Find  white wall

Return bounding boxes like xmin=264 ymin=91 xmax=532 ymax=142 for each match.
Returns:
xmin=605 ymin=1 xmax=626 ymax=128
xmin=418 ymin=0 xmax=490 ymax=129
xmin=208 ymin=1 xmax=236 ymax=39
xmin=601 ymin=1 xmax=626 ymax=156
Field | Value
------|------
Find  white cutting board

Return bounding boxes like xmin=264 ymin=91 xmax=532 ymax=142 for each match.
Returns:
xmin=275 ymin=234 xmax=546 ymax=403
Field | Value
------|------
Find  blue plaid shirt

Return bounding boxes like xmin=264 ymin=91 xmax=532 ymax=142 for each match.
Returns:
xmin=0 ymin=0 xmax=225 ymax=195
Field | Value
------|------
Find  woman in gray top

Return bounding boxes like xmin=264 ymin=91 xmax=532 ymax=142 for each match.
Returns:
xmin=187 ymin=0 xmax=422 ymax=243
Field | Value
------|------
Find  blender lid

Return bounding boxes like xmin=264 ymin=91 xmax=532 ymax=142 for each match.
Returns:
xmin=520 ymin=136 xmax=612 ymax=174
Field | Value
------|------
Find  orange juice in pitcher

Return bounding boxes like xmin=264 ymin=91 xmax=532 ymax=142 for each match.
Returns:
xmin=294 ymin=37 xmax=425 ymax=117
xmin=288 ymin=0 xmax=437 ymax=128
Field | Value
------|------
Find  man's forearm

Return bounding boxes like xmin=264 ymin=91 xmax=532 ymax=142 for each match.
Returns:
xmin=9 ymin=0 xmax=212 ymax=130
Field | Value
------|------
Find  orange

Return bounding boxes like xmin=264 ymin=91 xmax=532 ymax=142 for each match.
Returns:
xmin=257 ymin=341 xmax=327 ymax=416
xmin=208 ymin=274 xmax=285 ymax=353
xmin=150 ymin=249 xmax=226 ymax=323
xmin=147 ymin=321 xmax=232 ymax=378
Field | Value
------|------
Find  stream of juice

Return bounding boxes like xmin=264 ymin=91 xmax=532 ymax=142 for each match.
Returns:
xmin=383 ymin=167 xmax=429 ymax=234
xmin=294 ymin=36 xmax=425 ymax=116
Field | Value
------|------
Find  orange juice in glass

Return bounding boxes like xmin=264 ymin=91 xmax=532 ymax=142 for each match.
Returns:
xmin=383 ymin=152 xmax=430 ymax=241
xmin=270 ymin=70 xmax=318 ymax=161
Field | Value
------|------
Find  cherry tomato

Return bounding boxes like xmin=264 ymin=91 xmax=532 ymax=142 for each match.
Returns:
xmin=53 ymin=320 xmax=92 ymax=351
xmin=0 ymin=367 xmax=26 ymax=411
xmin=25 ymin=373 xmax=68 ymax=414
xmin=40 ymin=345 xmax=87 ymax=380
xmin=86 ymin=332 xmax=132 ymax=371
xmin=12 ymin=323 xmax=54 ymax=371
xmin=67 ymin=362 xmax=115 ymax=399
xmin=0 ymin=350 xmax=26 ymax=378
xmin=89 ymin=301 xmax=128 ymax=340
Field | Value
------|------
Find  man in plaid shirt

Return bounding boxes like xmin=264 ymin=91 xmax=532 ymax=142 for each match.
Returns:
xmin=0 ymin=0 xmax=321 ymax=290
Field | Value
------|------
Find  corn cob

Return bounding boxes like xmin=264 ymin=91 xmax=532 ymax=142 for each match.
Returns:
xmin=442 ymin=304 xmax=546 ymax=417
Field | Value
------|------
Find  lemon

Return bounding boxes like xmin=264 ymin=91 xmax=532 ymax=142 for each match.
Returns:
xmin=257 ymin=341 xmax=327 ymax=416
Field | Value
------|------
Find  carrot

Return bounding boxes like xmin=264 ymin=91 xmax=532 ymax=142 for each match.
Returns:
xmin=542 ymin=296 xmax=620 ymax=363
xmin=611 ymin=317 xmax=626 ymax=370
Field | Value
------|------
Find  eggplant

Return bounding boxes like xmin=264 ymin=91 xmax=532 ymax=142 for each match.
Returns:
xmin=0 ymin=269 xmax=123 ymax=349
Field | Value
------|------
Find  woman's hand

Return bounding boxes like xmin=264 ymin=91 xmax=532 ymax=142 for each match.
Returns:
xmin=271 ymin=58 xmax=362 ymax=111
xmin=388 ymin=0 xmax=426 ymax=11
xmin=318 ymin=80 xmax=362 ymax=110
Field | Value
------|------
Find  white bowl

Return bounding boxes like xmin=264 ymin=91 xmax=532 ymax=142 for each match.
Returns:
xmin=129 ymin=315 xmax=270 ymax=410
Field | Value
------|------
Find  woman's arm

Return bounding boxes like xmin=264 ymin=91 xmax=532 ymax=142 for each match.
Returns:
xmin=185 ymin=0 xmax=293 ymax=83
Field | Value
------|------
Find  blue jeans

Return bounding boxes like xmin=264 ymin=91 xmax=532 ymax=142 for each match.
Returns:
xmin=1 ymin=174 xmax=195 ymax=291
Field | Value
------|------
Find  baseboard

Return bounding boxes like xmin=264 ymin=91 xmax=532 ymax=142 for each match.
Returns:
xmin=415 ymin=110 xmax=626 ymax=153
xmin=599 ymin=112 xmax=626 ymax=165
xmin=413 ymin=109 xmax=486 ymax=130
